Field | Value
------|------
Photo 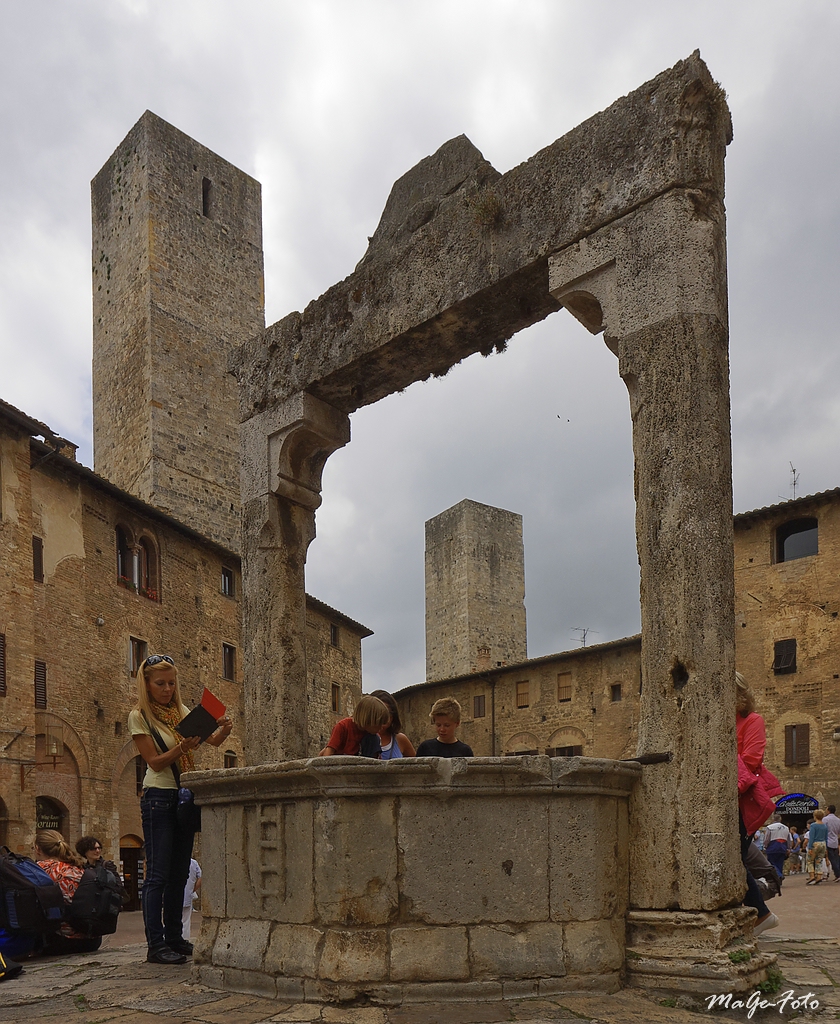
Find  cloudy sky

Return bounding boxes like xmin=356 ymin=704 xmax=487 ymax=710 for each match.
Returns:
xmin=2 ymin=1 xmax=838 ymax=691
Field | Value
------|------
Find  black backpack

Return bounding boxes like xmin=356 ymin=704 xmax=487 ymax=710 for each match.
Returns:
xmin=67 ymin=864 xmax=123 ymax=936
xmin=0 ymin=846 xmax=64 ymax=933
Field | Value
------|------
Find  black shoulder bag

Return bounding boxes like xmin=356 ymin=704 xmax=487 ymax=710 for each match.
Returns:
xmin=142 ymin=713 xmax=202 ymax=832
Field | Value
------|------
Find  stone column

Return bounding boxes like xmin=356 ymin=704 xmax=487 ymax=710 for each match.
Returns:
xmin=549 ymin=190 xmax=769 ymax=993
xmin=240 ymin=393 xmax=350 ymax=764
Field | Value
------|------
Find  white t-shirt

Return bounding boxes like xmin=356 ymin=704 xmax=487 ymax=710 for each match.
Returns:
xmin=764 ymin=821 xmax=791 ymax=845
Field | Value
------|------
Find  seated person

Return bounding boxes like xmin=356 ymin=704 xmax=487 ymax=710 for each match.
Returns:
xmin=416 ymin=697 xmax=473 ymax=757
xmin=319 ymin=695 xmax=390 ymax=757
xmin=35 ymin=830 xmax=102 ymax=955
xmin=76 ymin=835 xmax=129 ymax=904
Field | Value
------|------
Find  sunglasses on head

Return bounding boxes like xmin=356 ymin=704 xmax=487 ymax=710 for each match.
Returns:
xmin=145 ymin=654 xmax=174 ymax=668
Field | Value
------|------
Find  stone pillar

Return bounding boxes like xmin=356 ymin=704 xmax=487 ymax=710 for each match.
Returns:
xmin=549 ymin=190 xmax=769 ymax=992
xmin=240 ymin=393 xmax=349 ymax=763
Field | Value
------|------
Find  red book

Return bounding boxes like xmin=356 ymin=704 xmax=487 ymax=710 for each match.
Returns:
xmin=176 ymin=688 xmax=227 ymax=741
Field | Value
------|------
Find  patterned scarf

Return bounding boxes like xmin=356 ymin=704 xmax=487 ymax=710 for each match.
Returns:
xmin=151 ymin=700 xmax=195 ymax=774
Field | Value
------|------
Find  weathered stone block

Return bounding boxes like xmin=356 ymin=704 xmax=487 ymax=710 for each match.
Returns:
xmin=219 ymin=965 xmax=277 ymax=999
xmin=265 ymin=923 xmax=324 ymax=978
xmin=400 ymin=980 xmax=503 ymax=1003
xmin=549 ymin=794 xmax=628 ymax=922
xmin=469 ymin=922 xmax=565 ymax=978
xmin=314 ymin=797 xmax=398 ymax=925
xmin=564 ymin=918 xmax=624 ymax=974
xmin=200 ymin=806 xmax=227 ymax=917
xmin=212 ymin=918 xmax=271 ymax=970
xmin=319 ymin=929 xmax=388 ymax=982
xmin=227 ymin=799 xmax=315 ymax=922
xmin=192 ymin=915 xmax=218 ymax=964
xmin=389 ymin=926 xmax=469 ymax=982
xmin=399 ymin=793 xmax=549 ymax=923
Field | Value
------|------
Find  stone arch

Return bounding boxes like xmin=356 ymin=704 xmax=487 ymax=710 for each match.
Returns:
xmin=35 ymin=711 xmax=90 ymax=776
xmin=504 ymin=731 xmax=540 ymax=756
xmin=234 ymin=52 xmax=743 ymax=924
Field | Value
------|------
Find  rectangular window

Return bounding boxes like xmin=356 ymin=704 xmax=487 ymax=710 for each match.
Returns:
xmin=331 ymin=683 xmax=341 ymax=713
xmin=33 ymin=536 xmax=44 ymax=582
xmin=784 ymin=723 xmax=810 ymax=766
xmin=224 ymin=750 xmax=238 ymax=769
xmin=0 ymin=632 xmax=6 ymax=697
xmin=557 ymin=672 xmax=572 ymax=702
xmin=129 ymin=637 xmax=147 ymax=677
xmin=221 ymin=566 xmax=235 ymax=598
xmin=547 ymin=745 xmax=584 ymax=757
xmin=34 ymin=660 xmax=47 ymax=709
xmin=473 ymin=693 xmax=486 ymax=718
xmin=773 ymin=638 xmax=797 ymax=675
xmin=330 ymin=623 xmax=340 ymax=648
xmin=202 ymin=177 xmax=213 ymax=218
xmin=222 ymin=643 xmax=236 ymax=681
xmin=516 ymin=680 xmax=529 ymax=708
xmin=611 ymin=683 xmax=622 ymax=702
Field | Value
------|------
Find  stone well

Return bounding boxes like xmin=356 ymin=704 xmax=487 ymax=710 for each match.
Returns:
xmin=188 ymin=754 xmax=641 ymax=1004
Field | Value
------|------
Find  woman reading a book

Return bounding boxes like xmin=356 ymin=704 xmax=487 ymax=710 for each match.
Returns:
xmin=129 ymin=655 xmax=232 ymax=965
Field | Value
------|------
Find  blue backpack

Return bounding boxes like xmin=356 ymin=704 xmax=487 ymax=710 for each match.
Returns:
xmin=0 ymin=847 xmax=64 ymax=934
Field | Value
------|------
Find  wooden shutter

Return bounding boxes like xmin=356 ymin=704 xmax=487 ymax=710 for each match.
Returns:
xmin=796 ymin=723 xmax=810 ymax=765
xmin=34 ymin=660 xmax=47 ymax=708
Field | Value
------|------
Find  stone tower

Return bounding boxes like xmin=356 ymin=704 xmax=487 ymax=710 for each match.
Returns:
xmin=91 ymin=111 xmax=264 ymax=551
xmin=425 ymin=499 xmax=527 ymax=681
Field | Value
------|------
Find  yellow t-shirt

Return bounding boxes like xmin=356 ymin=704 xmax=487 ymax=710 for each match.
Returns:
xmin=128 ymin=705 xmax=189 ymax=790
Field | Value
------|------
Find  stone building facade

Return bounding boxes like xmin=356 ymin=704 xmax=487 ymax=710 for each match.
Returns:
xmin=425 ymin=499 xmax=527 ymax=681
xmin=0 ymin=398 xmax=369 ymax=897
xmin=92 ymin=111 xmax=264 ymax=553
xmin=399 ymin=490 xmax=840 ymax=814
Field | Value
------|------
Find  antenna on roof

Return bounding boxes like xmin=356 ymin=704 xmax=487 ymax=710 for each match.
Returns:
xmin=572 ymin=627 xmax=597 ymax=648
xmin=790 ymin=462 xmax=799 ymax=501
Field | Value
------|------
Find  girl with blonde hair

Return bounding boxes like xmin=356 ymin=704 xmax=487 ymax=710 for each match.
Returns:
xmin=129 ymin=654 xmax=232 ymax=964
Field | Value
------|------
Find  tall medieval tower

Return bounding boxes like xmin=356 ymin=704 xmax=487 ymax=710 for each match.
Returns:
xmin=425 ymin=499 xmax=527 ymax=681
xmin=91 ymin=111 xmax=264 ymax=551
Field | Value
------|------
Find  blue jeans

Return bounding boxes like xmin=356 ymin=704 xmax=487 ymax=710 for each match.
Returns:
xmin=140 ymin=788 xmax=196 ymax=949
xmin=765 ymin=840 xmax=787 ymax=880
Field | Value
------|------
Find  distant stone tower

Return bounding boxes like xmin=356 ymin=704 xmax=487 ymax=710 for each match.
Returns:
xmin=425 ymin=499 xmax=527 ymax=681
xmin=91 ymin=111 xmax=264 ymax=551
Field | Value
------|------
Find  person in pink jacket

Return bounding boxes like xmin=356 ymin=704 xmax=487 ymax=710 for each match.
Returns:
xmin=736 ymin=673 xmax=782 ymax=936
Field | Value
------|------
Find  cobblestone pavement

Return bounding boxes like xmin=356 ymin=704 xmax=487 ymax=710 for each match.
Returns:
xmin=1 ymin=935 xmax=838 ymax=1024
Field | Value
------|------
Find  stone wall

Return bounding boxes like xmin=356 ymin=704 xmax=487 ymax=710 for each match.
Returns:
xmin=92 ymin=111 xmax=265 ymax=552
xmin=733 ymin=490 xmax=840 ymax=804
xmin=189 ymin=755 xmax=640 ymax=1003
xmin=425 ymin=499 xmax=527 ymax=681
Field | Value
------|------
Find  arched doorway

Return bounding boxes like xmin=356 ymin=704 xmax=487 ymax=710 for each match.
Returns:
xmin=119 ymin=833 xmax=144 ymax=912
xmin=35 ymin=795 xmax=67 ymax=834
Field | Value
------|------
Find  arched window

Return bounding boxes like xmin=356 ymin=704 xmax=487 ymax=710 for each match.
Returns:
xmin=138 ymin=537 xmax=159 ymax=601
xmin=504 ymin=731 xmax=540 ymax=756
xmin=775 ymin=518 xmax=818 ymax=563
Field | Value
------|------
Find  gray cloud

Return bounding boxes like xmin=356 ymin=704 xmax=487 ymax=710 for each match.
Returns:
xmin=1 ymin=1 xmax=838 ymax=691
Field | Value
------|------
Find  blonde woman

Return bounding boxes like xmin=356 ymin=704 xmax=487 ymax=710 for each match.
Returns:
xmin=34 ymin=830 xmax=101 ymax=955
xmin=129 ymin=655 xmax=231 ymax=964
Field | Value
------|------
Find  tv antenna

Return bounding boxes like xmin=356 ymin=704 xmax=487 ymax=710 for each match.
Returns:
xmin=790 ymin=462 xmax=799 ymax=501
xmin=572 ymin=627 xmax=597 ymax=648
